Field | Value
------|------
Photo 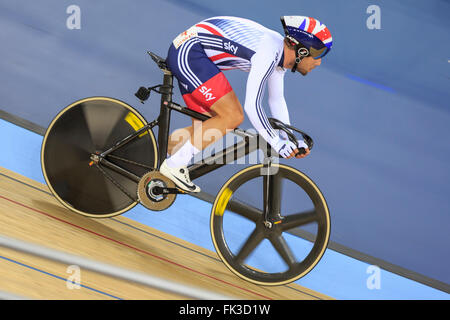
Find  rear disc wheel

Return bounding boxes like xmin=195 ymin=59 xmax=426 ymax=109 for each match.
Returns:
xmin=41 ymin=97 xmax=158 ymax=217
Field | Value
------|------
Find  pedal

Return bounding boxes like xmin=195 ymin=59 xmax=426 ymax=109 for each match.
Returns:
xmin=137 ymin=171 xmax=177 ymax=211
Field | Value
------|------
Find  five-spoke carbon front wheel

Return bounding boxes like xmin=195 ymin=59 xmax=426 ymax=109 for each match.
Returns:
xmin=210 ymin=164 xmax=330 ymax=286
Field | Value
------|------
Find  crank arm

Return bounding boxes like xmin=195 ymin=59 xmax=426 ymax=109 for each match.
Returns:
xmin=152 ymin=186 xmax=187 ymax=195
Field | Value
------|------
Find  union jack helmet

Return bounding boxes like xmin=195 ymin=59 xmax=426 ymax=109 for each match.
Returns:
xmin=281 ymin=16 xmax=333 ymax=59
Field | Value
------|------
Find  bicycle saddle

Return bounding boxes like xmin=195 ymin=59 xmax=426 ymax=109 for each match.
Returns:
xmin=147 ymin=51 xmax=168 ymax=71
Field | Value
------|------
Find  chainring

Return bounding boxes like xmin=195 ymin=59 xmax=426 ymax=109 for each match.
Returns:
xmin=137 ymin=171 xmax=177 ymax=211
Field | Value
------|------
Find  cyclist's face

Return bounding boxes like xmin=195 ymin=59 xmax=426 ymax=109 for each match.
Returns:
xmin=297 ymin=56 xmax=322 ymax=76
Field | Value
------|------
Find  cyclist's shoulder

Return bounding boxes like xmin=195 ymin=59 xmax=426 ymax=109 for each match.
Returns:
xmin=253 ymin=30 xmax=284 ymax=62
xmin=200 ymin=16 xmax=261 ymax=25
xmin=198 ymin=16 xmax=272 ymax=33
xmin=263 ymin=29 xmax=284 ymax=46
xmin=197 ymin=16 xmax=283 ymax=44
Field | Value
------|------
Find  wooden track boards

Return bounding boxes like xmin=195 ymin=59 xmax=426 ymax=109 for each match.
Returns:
xmin=0 ymin=166 xmax=332 ymax=300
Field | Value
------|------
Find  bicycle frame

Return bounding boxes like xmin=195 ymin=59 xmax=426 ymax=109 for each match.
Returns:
xmin=97 ymin=67 xmax=272 ymax=184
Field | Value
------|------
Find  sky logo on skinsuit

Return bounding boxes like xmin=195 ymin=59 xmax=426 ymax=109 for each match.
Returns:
xmin=224 ymin=41 xmax=238 ymax=55
xmin=199 ymin=86 xmax=216 ymax=102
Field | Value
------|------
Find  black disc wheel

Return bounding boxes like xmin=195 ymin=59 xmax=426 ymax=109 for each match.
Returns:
xmin=210 ymin=164 xmax=330 ymax=286
xmin=41 ymin=97 xmax=158 ymax=217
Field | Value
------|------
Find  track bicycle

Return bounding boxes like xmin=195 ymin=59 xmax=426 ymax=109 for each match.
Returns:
xmin=41 ymin=51 xmax=331 ymax=286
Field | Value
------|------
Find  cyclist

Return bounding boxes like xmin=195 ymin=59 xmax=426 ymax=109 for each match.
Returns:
xmin=160 ymin=16 xmax=333 ymax=192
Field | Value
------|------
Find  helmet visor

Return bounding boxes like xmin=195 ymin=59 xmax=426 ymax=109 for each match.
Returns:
xmin=309 ymin=45 xmax=329 ymax=59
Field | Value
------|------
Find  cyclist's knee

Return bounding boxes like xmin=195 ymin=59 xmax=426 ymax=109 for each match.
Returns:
xmin=218 ymin=107 xmax=243 ymax=128
xmin=212 ymin=96 xmax=244 ymax=128
xmin=231 ymin=109 xmax=244 ymax=127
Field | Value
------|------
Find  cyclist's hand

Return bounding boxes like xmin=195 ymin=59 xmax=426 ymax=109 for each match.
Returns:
xmin=276 ymin=139 xmax=310 ymax=159
xmin=276 ymin=139 xmax=296 ymax=158
xmin=294 ymin=140 xmax=310 ymax=159
xmin=295 ymin=147 xmax=310 ymax=158
xmin=274 ymin=140 xmax=299 ymax=159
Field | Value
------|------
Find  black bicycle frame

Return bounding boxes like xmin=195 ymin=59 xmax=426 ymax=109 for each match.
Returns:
xmin=97 ymin=66 xmax=272 ymax=184
xmin=93 ymin=52 xmax=316 ymax=224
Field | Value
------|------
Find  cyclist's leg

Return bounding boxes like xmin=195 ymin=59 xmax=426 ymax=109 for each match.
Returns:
xmin=165 ymin=39 xmax=244 ymax=161
xmin=166 ymin=40 xmax=214 ymax=156
xmin=165 ymin=91 xmax=243 ymax=173
xmin=191 ymin=90 xmax=244 ymax=150
xmin=167 ymin=110 xmax=215 ymax=156
xmin=162 ymin=38 xmax=243 ymax=191
xmin=168 ymin=92 xmax=244 ymax=156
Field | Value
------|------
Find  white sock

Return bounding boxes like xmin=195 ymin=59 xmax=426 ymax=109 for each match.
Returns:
xmin=166 ymin=139 xmax=201 ymax=168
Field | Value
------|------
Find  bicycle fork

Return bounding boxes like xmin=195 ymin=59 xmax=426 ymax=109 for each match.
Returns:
xmin=262 ymin=158 xmax=284 ymax=229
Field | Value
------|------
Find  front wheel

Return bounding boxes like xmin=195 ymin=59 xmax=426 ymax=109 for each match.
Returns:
xmin=210 ymin=163 xmax=330 ymax=286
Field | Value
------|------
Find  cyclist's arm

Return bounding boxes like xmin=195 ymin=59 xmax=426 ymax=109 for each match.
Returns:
xmin=267 ymin=68 xmax=293 ymax=140
xmin=267 ymin=69 xmax=290 ymax=126
xmin=243 ymin=43 xmax=281 ymax=149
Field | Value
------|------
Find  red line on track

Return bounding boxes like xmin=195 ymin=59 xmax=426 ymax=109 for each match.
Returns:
xmin=0 ymin=195 xmax=273 ymax=300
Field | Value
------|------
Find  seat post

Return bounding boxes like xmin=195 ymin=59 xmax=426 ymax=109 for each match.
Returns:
xmin=157 ymin=71 xmax=174 ymax=167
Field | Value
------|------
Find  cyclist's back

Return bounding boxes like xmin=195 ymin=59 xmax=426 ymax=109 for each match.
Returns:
xmin=190 ymin=16 xmax=283 ymax=72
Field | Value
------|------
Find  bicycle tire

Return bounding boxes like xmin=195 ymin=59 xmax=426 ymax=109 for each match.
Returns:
xmin=41 ymin=97 xmax=158 ymax=217
xmin=210 ymin=164 xmax=330 ymax=286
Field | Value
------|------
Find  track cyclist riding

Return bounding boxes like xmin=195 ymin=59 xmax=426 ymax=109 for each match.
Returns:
xmin=160 ymin=16 xmax=333 ymax=193
xmin=41 ymin=15 xmax=334 ymax=286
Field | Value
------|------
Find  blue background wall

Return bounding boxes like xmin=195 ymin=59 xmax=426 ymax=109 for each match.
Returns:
xmin=0 ymin=0 xmax=449 ymax=285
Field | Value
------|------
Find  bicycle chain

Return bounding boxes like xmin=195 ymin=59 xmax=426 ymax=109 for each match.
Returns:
xmin=94 ymin=163 xmax=137 ymax=202
xmin=106 ymin=154 xmax=155 ymax=170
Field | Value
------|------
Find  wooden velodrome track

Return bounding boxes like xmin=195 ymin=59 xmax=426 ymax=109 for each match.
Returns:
xmin=0 ymin=166 xmax=332 ymax=300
